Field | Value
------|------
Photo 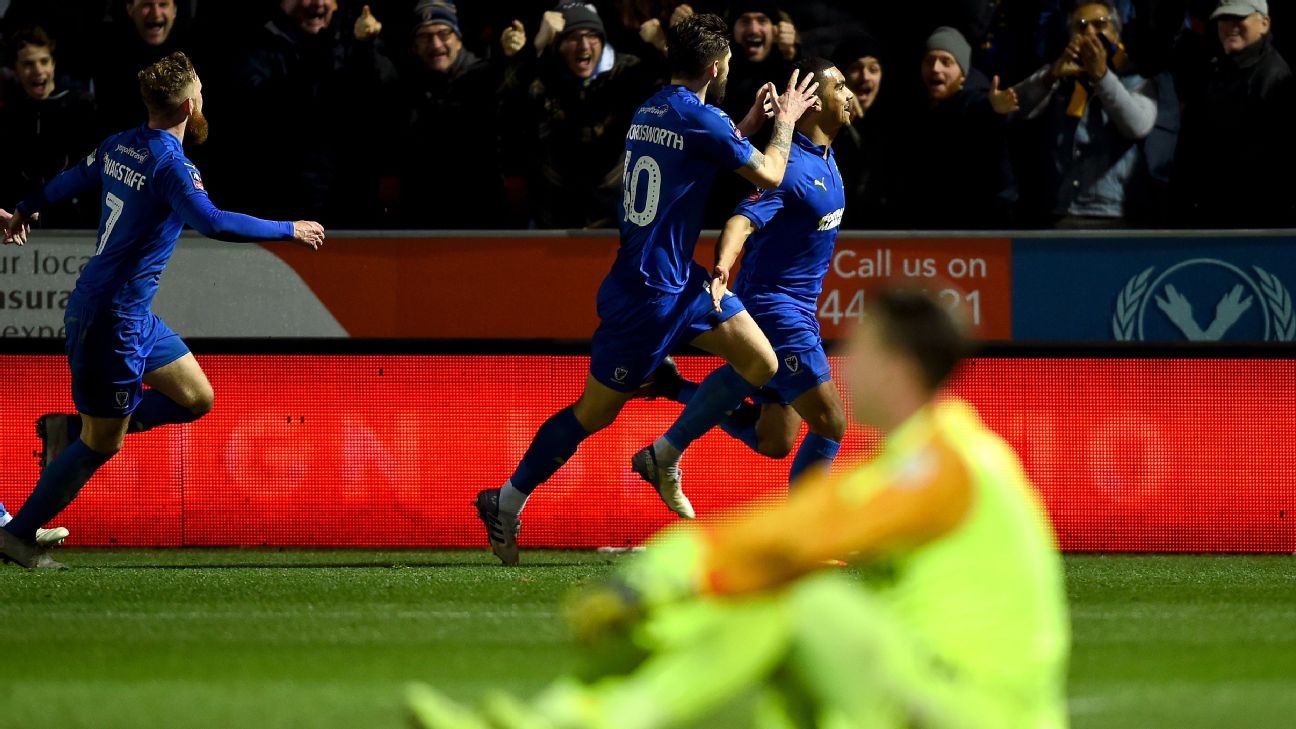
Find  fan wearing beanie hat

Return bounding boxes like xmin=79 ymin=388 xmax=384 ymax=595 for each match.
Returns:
xmin=729 ymin=0 xmax=798 ymax=64
xmin=922 ymin=26 xmax=973 ymax=103
xmin=411 ymin=1 xmax=464 ymax=73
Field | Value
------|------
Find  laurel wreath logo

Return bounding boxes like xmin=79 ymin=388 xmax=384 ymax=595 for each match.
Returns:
xmin=1112 ymin=264 xmax=1295 ymax=342
xmin=1112 ymin=266 xmax=1154 ymax=341
xmin=1254 ymin=266 xmax=1296 ymax=342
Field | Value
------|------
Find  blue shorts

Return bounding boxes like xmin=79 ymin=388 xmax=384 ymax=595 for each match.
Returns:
xmin=590 ymin=262 xmax=745 ymax=392
xmin=742 ymin=291 xmax=832 ymax=405
xmin=752 ymin=343 xmax=833 ymax=405
xmin=64 ymin=301 xmax=190 ymax=417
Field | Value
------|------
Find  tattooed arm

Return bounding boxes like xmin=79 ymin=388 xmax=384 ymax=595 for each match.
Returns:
xmin=736 ymin=71 xmax=817 ymax=189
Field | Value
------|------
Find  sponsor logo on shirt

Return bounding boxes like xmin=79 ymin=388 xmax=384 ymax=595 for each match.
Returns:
xmin=813 ymin=178 xmax=827 ymax=191
xmin=817 ymin=208 xmax=844 ymax=232
xmin=114 ymin=144 xmax=149 ymax=163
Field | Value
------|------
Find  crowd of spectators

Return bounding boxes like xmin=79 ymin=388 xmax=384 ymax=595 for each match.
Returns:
xmin=0 ymin=0 xmax=1290 ymax=230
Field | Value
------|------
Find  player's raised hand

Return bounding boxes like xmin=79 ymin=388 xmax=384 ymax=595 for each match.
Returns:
xmin=710 ymin=266 xmax=731 ymax=313
xmin=989 ymin=76 xmax=1019 ymax=115
xmin=354 ymin=4 xmax=382 ymax=42
xmin=4 ymin=208 xmax=36 ymax=246
xmin=736 ymin=81 xmax=776 ymax=137
xmin=771 ymin=69 xmax=819 ymax=123
xmin=292 ymin=221 xmax=326 ymax=250
xmin=534 ymin=10 xmax=565 ymax=52
xmin=501 ymin=19 xmax=526 ymax=57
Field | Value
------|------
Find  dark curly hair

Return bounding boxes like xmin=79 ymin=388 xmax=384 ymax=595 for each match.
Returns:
xmin=666 ymin=13 xmax=731 ymax=80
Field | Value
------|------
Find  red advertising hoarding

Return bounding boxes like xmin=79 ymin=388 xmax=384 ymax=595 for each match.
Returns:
xmin=265 ymin=235 xmax=1012 ymax=340
xmin=1 ymin=354 xmax=1290 ymax=552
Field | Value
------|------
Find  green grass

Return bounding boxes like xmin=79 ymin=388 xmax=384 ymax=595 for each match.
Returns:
xmin=1 ymin=551 xmax=1292 ymax=729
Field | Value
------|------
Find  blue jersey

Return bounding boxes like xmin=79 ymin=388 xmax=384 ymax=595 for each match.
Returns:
xmin=18 ymin=126 xmax=294 ymax=317
xmin=612 ymin=85 xmax=755 ymax=293
xmin=732 ymin=131 xmax=845 ymax=310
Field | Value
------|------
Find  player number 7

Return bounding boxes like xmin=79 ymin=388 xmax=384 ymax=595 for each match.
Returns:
xmin=97 ymin=191 xmax=125 ymax=256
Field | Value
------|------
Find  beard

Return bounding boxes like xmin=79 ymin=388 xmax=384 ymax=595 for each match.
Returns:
xmin=706 ymin=72 xmax=727 ymax=106
xmin=186 ymin=109 xmax=209 ymax=145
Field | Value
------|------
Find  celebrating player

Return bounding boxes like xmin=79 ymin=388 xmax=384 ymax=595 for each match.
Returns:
xmin=411 ymin=289 xmax=1070 ymax=729
xmin=474 ymin=13 xmax=820 ymax=565
xmin=651 ymin=56 xmax=853 ymax=487
xmin=0 ymin=52 xmax=324 ymax=569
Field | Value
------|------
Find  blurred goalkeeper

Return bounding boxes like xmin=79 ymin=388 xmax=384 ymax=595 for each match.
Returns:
xmin=409 ymin=287 xmax=1070 ymax=729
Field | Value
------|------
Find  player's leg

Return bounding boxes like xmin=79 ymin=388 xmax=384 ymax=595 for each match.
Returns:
xmin=479 ymin=377 xmax=633 ymax=565
xmin=1 ymin=307 xmax=147 ymax=568
xmin=778 ymin=574 xmax=1013 ymax=729
xmin=787 ymin=379 xmax=847 ymax=486
xmin=0 ymin=413 xmax=126 ymax=568
xmin=134 ymin=352 xmax=214 ymax=430
xmin=34 ymin=319 xmax=203 ymax=467
xmin=410 ymin=595 xmax=794 ymax=729
xmin=634 ymin=304 xmax=778 ymax=517
xmin=646 ymin=359 xmax=793 ymax=456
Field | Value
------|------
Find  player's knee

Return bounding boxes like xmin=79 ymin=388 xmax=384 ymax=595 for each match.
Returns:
xmin=809 ymin=408 xmax=848 ymax=442
xmin=188 ymin=388 xmax=214 ymax=418
xmin=83 ymin=434 xmax=124 ymax=456
xmin=739 ymin=350 xmax=778 ymax=386
xmin=572 ymin=400 xmax=618 ymax=433
xmin=757 ymin=436 xmax=795 ymax=459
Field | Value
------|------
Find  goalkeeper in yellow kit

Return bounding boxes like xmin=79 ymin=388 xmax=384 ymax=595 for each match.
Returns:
xmin=410 ymin=288 xmax=1070 ymax=729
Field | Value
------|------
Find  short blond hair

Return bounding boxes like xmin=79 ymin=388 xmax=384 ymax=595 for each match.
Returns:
xmin=138 ymin=51 xmax=196 ymax=117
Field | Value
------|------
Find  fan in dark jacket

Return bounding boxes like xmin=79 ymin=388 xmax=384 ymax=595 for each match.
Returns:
xmin=395 ymin=1 xmax=506 ymax=229
xmin=498 ymin=3 xmax=659 ymax=229
xmin=214 ymin=0 xmax=398 ymax=227
xmin=895 ymin=27 xmax=1018 ymax=229
xmin=0 ymin=27 xmax=98 ymax=227
xmin=1174 ymin=0 xmax=1294 ymax=227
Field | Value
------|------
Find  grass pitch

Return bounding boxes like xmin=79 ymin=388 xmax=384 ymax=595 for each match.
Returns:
xmin=1 ymin=551 xmax=1292 ymax=729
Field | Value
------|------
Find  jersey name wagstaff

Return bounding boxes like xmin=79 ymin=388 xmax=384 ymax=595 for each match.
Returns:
xmin=626 ymin=123 xmax=685 ymax=151
xmin=103 ymin=157 xmax=147 ymax=191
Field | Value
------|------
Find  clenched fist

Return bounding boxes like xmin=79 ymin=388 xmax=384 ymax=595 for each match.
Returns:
xmin=354 ymin=4 xmax=382 ymax=42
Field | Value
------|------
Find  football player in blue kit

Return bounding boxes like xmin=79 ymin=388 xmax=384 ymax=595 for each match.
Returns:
xmin=475 ymin=14 xmax=821 ymax=565
xmin=0 ymin=53 xmax=324 ymax=569
xmin=652 ymin=57 xmax=854 ymax=487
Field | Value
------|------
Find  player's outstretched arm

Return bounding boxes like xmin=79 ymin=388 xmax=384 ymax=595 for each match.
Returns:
xmin=735 ymin=69 xmax=819 ymax=190
xmin=171 ymin=184 xmax=322 ymax=246
xmin=6 ymin=151 xmax=99 ymax=244
xmin=710 ymin=214 xmax=756 ymax=312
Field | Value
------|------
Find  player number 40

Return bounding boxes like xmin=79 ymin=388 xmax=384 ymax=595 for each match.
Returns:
xmin=622 ymin=154 xmax=662 ymax=227
xmin=818 ymin=288 xmax=982 ymax=327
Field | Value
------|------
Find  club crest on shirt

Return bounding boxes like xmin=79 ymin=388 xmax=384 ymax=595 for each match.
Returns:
xmin=613 ymin=367 xmax=629 ymax=384
xmin=784 ymin=354 xmax=800 ymax=373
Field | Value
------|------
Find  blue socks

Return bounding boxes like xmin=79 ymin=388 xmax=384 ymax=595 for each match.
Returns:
xmin=508 ymin=406 xmax=590 ymax=496
xmin=669 ymin=375 xmax=761 ymax=452
xmin=4 ymin=440 xmax=113 ymax=541
xmin=127 ymin=390 xmax=202 ymax=433
xmin=789 ymin=433 xmax=841 ymax=486
xmin=662 ymin=365 xmax=755 ymax=454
